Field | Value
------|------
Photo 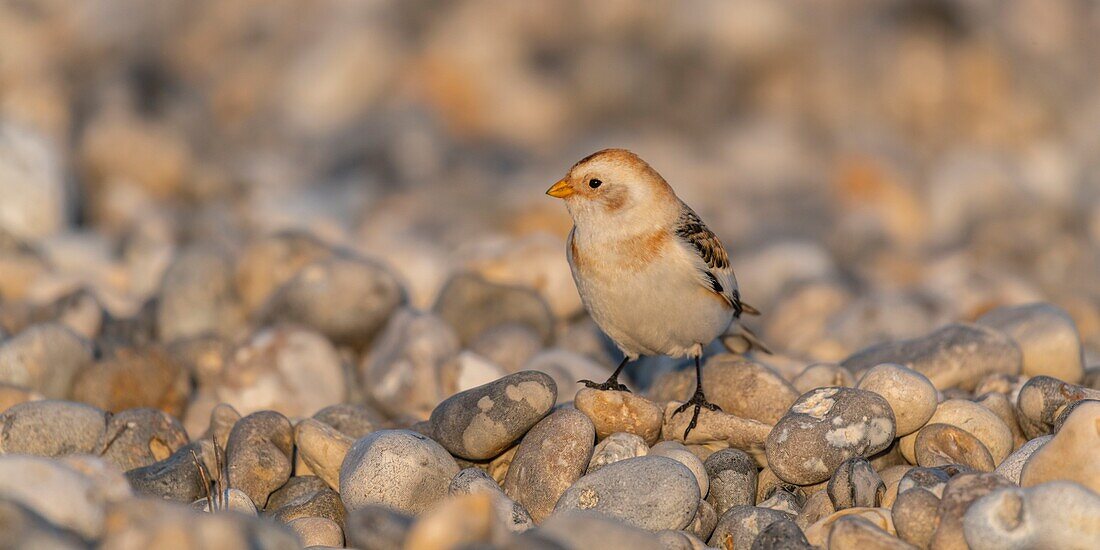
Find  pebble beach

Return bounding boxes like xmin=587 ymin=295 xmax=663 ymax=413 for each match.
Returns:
xmin=1 ymin=1 xmax=1100 ymax=549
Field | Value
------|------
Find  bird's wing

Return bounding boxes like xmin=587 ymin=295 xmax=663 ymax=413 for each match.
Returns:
xmin=673 ymin=203 xmax=757 ymax=318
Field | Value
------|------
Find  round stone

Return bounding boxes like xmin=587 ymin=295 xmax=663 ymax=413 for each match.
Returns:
xmin=899 ymin=399 xmax=1013 ymax=465
xmin=649 ymin=441 xmax=708 ymax=498
xmin=339 ymin=430 xmax=459 ymax=515
xmin=1019 ymin=400 xmax=1100 ymax=493
xmin=856 ymin=363 xmax=936 ymax=436
xmin=574 ymin=388 xmax=663 ymax=445
xmin=554 ymin=456 xmax=699 ymax=531
xmin=765 ymin=387 xmax=896 ymax=485
xmin=914 ymin=424 xmax=995 ymax=472
xmin=977 ymin=303 xmax=1085 ymax=383
xmin=962 ymin=481 xmax=1100 ymax=549
xmin=709 ymin=506 xmax=793 ymax=550
xmin=704 ymin=448 xmax=758 ymax=516
xmin=503 ymin=408 xmax=594 ymax=522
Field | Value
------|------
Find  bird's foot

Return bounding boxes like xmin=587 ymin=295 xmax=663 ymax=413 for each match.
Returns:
xmin=672 ymin=390 xmax=722 ymax=440
xmin=578 ymin=377 xmax=631 ymax=393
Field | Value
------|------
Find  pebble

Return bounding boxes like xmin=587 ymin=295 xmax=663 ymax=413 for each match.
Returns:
xmin=575 ymin=388 xmax=663 ymax=445
xmin=234 ymin=231 xmax=333 ymax=315
xmin=914 ymin=423 xmax=996 ymax=471
xmin=156 ymin=246 xmax=243 ymax=343
xmin=993 ymin=435 xmax=1050 ymax=484
xmin=311 ymin=403 xmax=379 ymax=439
xmin=554 ymin=456 xmax=699 ymax=531
xmin=0 ymin=323 xmax=92 ymax=398
xmin=657 ymin=529 xmax=710 ymax=550
xmin=538 ymin=511 xmax=666 ymax=550
xmin=649 ymin=441 xmax=709 ymax=498
xmin=1019 ymin=400 xmax=1100 ymax=493
xmin=899 ymin=398 xmax=1013 ymax=465
xmin=587 ymin=432 xmax=648 ymax=474
xmin=704 ymin=448 xmax=758 ymax=515
xmin=842 ymin=323 xmax=1022 ymax=391
xmin=433 ymin=273 xmax=554 ymax=345
xmin=125 ymin=441 xmax=210 ymax=502
xmin=1015 ymin=375 xmax=1100 ymax=438
xmin=287 ymin=516 xmax=344 ymax=548
xmin=694 ymin=355 xmax=800 ymax=424
xmin=828 ymin=458 xmax=883 ymax=509
xmin=217 ymin=327 xmax=346 ymax=418
xmin=688 ymin=498 xmax=718 ymax=540
xmin=259 ymin=254 xmax=405 ymax=349
xmin=709 ymin=506 xmax=793 ymax=550
xmin=855 ymin=363 xmax=937 ymax=436
xmin=750 ymin=518 xmax=814 ymax=549
xmin=267 ymin=476 xmax=346 ymax=528
xmin=0 ymin=497 xmax=87 ymax=549
xmin=295 ymin=418 xmax=353 ymax=491
xmin=339 ymin=430 xmax=459 ymax=515
xmin=977 ymin=302 xmax=1085 ymax=383
xmin=0 ymin=455 xmax=110 ymax=540
xmin=0 ymin=399 xmax=108 ymax=456
xmin=931 ymin=472 xmax=1016 ymax=549
xmin=97 ymin=407 xmax=189 ymax=471
xmin=792 ymin=363 xmax=855 ymax=394
xmin=226 ymin=410 xmax=294 ymax=508
xmin=661 ymin=401 xmax=772 ymax=457
xmin=427 ymin=370 xmax=556 ymax=460
xmin=765 ymin=387 xmax=896 ymax=485
xmin=891 ymin=488 xmax=940 ymax=548
xmin=525 ymin=349 xmax=617 ymax=404
xmin=343 ymin=504 xmax=413 ymax=550
xmin=449 ymin=468 xmax=533 ymax=532
xmin=503 ymin=408 xmax=594 ymax=522
xmin=803 ymin=507 xmax=895 ymax=548
xmin=359 ymin=308 xmax=461 ymax=420
xmin=974 ymin=391 xmax=1028 ymax=449
xmin=796 ymin=491 xmax=835 ymax=531
xmin=192 ymin=487 xmax=258 ymax=515
xmin=828 ymin=515 xmax=915 ymax=550
xmin=759 ymin=488 xmax=802 ymax=516
xmin=962 ymin=481 xmax=1100 ymax=549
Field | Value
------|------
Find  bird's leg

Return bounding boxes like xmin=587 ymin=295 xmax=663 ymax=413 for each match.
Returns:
xmin=673 ymin=355 xmax=722 ymax=439
xmin=579 ymin=356 xmax=631 ymax=392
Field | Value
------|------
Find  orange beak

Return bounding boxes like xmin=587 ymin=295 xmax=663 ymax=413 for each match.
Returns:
xmin=546 ymin=179 xmax=573 ymax=199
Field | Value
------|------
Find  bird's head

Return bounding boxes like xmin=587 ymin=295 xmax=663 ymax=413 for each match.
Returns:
xmin=546 ymin=149 xmax=678 ymax=231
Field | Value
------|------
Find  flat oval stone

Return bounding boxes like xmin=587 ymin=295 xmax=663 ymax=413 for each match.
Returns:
xmin=226 ymin=410 xmax=294 ymax=508
xmin=977 ymin=303 xmax=1085 ymax=383
xmin=649 ymin=441 xmax=708 ymax=498
xmin=1020 ymin=401 xmax=1100 ymax=493
xmin=765 ymin=387 xmax=896 ymax=485
xmin=856 ymin=363 xmax=936 ymax=436
xmin=842 ymin=323 xmax=1022 ymax=391
xmin=574 ymin=388 xmax=662 ymax=445
xmin=709 ymin=505 xmax=793 ymax=550
xmin=339 ymin=430 xmax=459 ymax=515
xmin=587 ymin=432 xmax=648 ymax=474
xmin=899 ymin=399 xmax=1013 ymax=465
xmin=914 ymin=424 xmax=995 ymax=472
xmin=963 ymin=481 xmax=1100 ymax=549
xmin=554 ymin=456 xmax=699 ymax=531
xmin=892 ymin=488 xmax=940 ymax=548
xmin=705 ymin=448 xmax=758 ymax=515
xmin=428 ymin=370 xmax=556 ymax=460
xmin=295 ymin=418 xmax=353 ymax=491
xmin=503 ymin=408 xmax=594 ymax=522
xmin=0 ymin=399 xmax=107 ymax=457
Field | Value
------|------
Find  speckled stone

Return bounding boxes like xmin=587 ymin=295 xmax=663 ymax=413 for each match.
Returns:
xmin=914 ymin=423 xmax=995 ymax=472
xmin=97 ymin=407 xmax=189 ymax=471
xmin=842 ymin=323 xmax=1022 ymax=391
xmin=899 ymin=399 xmax=1013 ymax=465
xmin=856 ymin=363 xmax=936 ymax=436
xmin=828 ymin=458 xmax=883 ymax=510
xmin=449 ymin=468 xmax=533 ymax=533
xmin=295 ymin=418 xmax=353 ymax=490
xmin=554 ymin=456 xmax=699 ymax=531
xmin=709 ymin=506 xmax=793 ymax=550
xmin=978 ymin=303 xmax=1085 ymax=384
xmin=765 ymin=387 xmax=896 ymax=485
xmin=963 ymin=481 xmax=1100 ymax=549
xmin=574 ymin=388 xmax=663 ymax=445
xmin=649 ymin=441 xmax=708 ymax=498
xmin=587 ymin=432 xmax=648 ymax=474
xmin=705 ymin=448 xmax=758 ymax=515
xmin=0 ymin=399 xmax=108 ymax=457
xmin=504 ymin=408 xmax=594 ymax=522
xmin=226 ymin=410 xmax=294 ymax=508
xmin=1015 ymin=375 xmax=1100 ymax=439
xmin=892 ymin=488 xmax=940 ymax=548
xmin=339 ymin=430 xmax=459 ymax=515
xmin=1020 ymin=401 xmax=1100 ymax=493
xmin=428 ymin=370 xmax=556 ymax=460
xmin=0 ymin=323 xmax=92 ymax=398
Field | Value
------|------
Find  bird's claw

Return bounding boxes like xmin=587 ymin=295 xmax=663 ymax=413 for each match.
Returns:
xmin=672 ymin=390 xmax=721 ymax=440
xmin=578 ymin=378 xmax=631 ymax=393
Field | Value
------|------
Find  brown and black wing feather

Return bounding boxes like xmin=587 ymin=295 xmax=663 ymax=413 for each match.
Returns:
xmin=674 ymin=205 xmax=758 ymax=318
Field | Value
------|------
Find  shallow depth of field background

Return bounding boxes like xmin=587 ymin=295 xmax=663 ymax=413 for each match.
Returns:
xmin=2 ymin=0 xmax=1099 ymax=364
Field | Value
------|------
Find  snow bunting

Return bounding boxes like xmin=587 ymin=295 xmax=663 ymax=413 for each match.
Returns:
xmin=547 ymin=148 xmax=761 ymax=439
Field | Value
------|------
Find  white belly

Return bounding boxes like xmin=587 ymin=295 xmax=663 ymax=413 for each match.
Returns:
xmin=570 ymin=238 xmax=733 ymax=358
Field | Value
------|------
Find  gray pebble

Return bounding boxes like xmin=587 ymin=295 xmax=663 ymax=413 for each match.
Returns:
xmin=554 ymin=456 xmax=698 ymax=531
xmin=226 ymin=410 xmax=294 ymax=508
xmin=765 ymin=387 xmax=895 ymax=485
xmin=450 ymin=468 xmax=534 ymax=533
xmin=125 ymin=441 xmax=209 ymax=503
xmin=709 ymin=505 xmax=793 ymax=550
xmin=587 ymin=432 xmax=648 ymax=474
xmin=649 ymin=441 xmax=708 ymax=498
xmin=750 ymin=518 xmax=813 ymax=550
xmin=343 ymin=504 xmax=413 ymax=550
xmin=97 ymin=407 xmax=189 ymax=471
xmin=504 ymin=408 xmax=594 ymax=522
xmin=428 ymin=370 xmax=556 ymax=460
xmin=827 ymin=458 xmax=884 ymax=510
xmin=0 ymin=399 xmax=107 ymax=457
xmin=705 ymin=448 xmax=758 ymax=515
xmin=339 ymin=430 xmax=459 ymax=515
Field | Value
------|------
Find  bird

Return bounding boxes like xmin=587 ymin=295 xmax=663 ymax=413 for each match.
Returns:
xmin=546 ymin=148 xmax=762 ymax=439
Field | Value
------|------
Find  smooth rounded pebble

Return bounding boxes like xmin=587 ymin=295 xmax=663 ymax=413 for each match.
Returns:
xmin=977 ymin=302 xmax=1085 ymax=383
xmin=828 ymin=458 xmax=884 ymax=510
xmin=1015 ymin=375 xmax=1100 ymax=438
xmin=963 ymin=481 xmax=1100 ymax=549
xmin=428 ymin=370 xmax=556 ymax=460
xmin=899 ymin=398 xmax=1012 ymax=465
xmin=227 ymin=410 xmax=294 ymax=508
xmin=915 ymin=423 xmax=996 ymax=472
xmin=994 ymin=435 xmax=1051 ymax=484
xmin=0 ymin=399 xmax=107 ymax=457
xmin=697 ymin=355 xmax=800 ymax=424
xmin=295 ymin=418 xmax=353 ymax=491
xmin=287 ymin=517 xmax=344 ymax=547
xmin=750 ymin=518 xmax=814 ymax=550
xmin=793 ymin=363 xmax=855 ymax=394
xmin=709 ymin=505 xmax=793 ymax=550
xmin=538 ymin=511 xmax=666 ymax=550
xmin=856 ymin=363 xmax=936 ymax=436
xmin=587 ymin=432 xmax=648 ymax=474
xmin=649 ymin=441 xmax=708 ymax=498
xmin=765 ymin=387 xmax=896 ymax=485
xmin=0 ymin=323 xmax=92 ymax=398
xmin=892 ymin=488 xmax=940 ymax=548
xmin=503 ymin=408 xmax=594 ymax=522
xmin=1019 ymin=400 xmax=1100 ymax=493
xmin=842 ymin=323 xmax=1022 ymax=391
xmin=705 ymin=448 xmax=758 ymax=515
xmin=828 ymin=514 xmax=915 ymax=549
xmin=339 ymin=429 xmax=459 ymax=515
xmin=450 ymin=468 xmax=533 ymax=533
xmin=574 ymin=388 xmax=663 ymax=445
xmin=554 ymin=456 xmax=699 ymax=531
xmin=0 ymin=455 xmax=110 ymax=540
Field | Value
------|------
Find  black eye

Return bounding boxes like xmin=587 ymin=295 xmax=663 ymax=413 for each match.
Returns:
xmin=588 ymin=178 xmax=602 ymax=189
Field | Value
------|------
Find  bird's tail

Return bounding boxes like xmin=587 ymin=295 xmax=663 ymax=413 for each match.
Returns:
xmin=720 ymin=321 xmax=772 ymax=355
